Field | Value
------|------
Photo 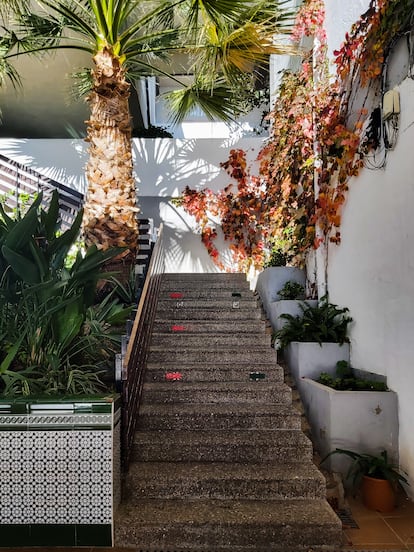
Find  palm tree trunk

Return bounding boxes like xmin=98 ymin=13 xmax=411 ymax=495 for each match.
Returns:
xmin=83 ymin=47 xmax=139 ymax=265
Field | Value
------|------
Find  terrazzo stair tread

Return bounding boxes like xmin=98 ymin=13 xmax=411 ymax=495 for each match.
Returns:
xmin=147 ymin=348 xmax=277 ymax=363
xmin=144 ymin=364 xmax=283 ymax=383
xmin=141 ymin=381 xmax=292 ymax=405
xmin=149 ymin=333 xmax=271 ymax=347
xmin=114 ymin=498 xmax=342 ymax=550
xmin=159 ymin=289 xmax=256 ymax=299
xmin=136 ymin=403 xmax=301 ymax=430
xmin=152 ymin=320 xmax=268 ymax=333
xmin=123 ymin=461 xmax=327 ymax=500
xmin=157 ymin=297 xmax=259 ymax=312
xmin=154 ymin=308 xmax=264 ymax=320
xmin=160 ymin=272 xmax=249 ymax=284
xmin=132 ymin=429 xmax=312 ymax=462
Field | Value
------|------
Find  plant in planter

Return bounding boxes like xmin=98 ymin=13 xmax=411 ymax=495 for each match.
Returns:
xmin=277 ymin=280 xmax=306 ymax=300
xmin=274 ymin=295 xmax=352 ymax=349
xmin=322 ymin=448 xmax=408 ymax=513
xmin=0 ymin=190 xmax=132 ymax=395
xmin=0 ymin=192 xmax=134 ymax=546
xmin=317 ymin=361 xmax=388 ymax=391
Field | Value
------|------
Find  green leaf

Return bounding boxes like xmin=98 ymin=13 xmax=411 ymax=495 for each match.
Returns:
xmin=3 ymin=206 xmax=38 ymax=251
xmin=2 ymin=244 xmax=41 ymax=283
xmin=0 ymin=331 xmax=25 ymax=374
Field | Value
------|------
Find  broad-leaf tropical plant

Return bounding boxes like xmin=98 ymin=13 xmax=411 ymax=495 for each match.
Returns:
xmin=2 ymin=0 xmax=296 ymax=268
xmin=0 ymin=192 xmax=132 ymax=396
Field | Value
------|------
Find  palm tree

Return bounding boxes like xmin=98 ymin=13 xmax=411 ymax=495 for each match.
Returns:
xmin=2 ymin=0 xmax=295 ymax=267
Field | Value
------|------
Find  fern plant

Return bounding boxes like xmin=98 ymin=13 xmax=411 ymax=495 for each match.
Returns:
xmin=274 ymin=295 xmax=352 ymax=348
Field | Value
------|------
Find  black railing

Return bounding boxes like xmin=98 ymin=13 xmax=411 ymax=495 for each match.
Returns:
xmin=0 ymin=153 xmax=84 ymax=227
xmin=121 ymin=224 xmax=165 ymax=470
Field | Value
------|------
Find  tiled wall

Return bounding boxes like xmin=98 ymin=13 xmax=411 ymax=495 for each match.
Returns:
xmin=0 ymin=397 xmax=121 ymax=547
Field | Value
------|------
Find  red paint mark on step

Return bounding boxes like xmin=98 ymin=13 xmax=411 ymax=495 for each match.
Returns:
xmin=170 ymin=292 xmax=183 ymax=299
xmin=165 ymin=372 xmax=183 ymax=381
xmin=171 ymin=325 xmax=187 ymax=332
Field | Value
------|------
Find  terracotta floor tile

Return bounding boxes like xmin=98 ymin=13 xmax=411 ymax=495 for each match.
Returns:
xmin=384 ymin=516 xmax=414 ymax=544
xmin=346 ymin=494 xmax=382 ymax=520
xmin=384 ymin=496 xmax=414 ymax=518
xmin=343 ymin=516 xmax=405 ymax=546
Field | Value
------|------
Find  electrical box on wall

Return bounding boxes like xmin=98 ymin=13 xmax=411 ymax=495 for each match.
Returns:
xmin=382 ymin=89 xmax=400 ymax=120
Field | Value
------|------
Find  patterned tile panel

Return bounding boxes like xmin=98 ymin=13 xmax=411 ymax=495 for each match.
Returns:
xmin=0 ymin=429 xmax=113 ymax=524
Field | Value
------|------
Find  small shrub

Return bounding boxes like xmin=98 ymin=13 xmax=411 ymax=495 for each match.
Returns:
xmin=318 ymin=361 xmax=388 ymax=391
xmin=278 ymin=281 xmax=305 ymax=300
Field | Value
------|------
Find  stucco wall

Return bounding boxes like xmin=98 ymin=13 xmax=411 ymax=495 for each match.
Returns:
xmin=322 ymin=0 xmax=414 ymax=495
xmin=327 ymin=76 xmax=414 ymax=495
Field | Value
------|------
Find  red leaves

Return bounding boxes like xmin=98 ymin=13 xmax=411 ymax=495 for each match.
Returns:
xmin=176 ymin=0 xmax=397 ymax=267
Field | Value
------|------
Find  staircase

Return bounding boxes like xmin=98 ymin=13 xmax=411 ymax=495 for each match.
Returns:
xmin=115 ymin=273 xmax=343 ymax=552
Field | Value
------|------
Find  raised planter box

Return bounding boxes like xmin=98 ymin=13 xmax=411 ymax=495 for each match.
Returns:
xmin=300 ymin=378 xmax=399 ymax=479
xmin=284 ymin=341 xmax=350 ymax=389
xmin=255 ymin=267 xmax=306 ymax=319
xmin=269 ymin=299 xmax=318 ymax=332
xmin=0 ymin=395 xmax=121 ymax=547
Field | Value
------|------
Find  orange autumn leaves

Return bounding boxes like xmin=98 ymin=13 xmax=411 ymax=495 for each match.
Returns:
xmin=177 ymin=0 xmax=402 ymax=268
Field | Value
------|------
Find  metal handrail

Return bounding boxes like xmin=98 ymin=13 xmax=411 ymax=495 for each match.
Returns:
xmin=121 ymin=223 xmax=165 ymax=470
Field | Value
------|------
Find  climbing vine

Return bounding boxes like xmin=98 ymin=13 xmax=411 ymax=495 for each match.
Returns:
xmin=175 ymin=0 xmax=414 ymax=270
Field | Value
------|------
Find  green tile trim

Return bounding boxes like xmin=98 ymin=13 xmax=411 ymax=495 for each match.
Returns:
xmin=0 ymin=524 xmax=112 ymax=547
xmin=0 ymin=394 xmax=120 ymax=415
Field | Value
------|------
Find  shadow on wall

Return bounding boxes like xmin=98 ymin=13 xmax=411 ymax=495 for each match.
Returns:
xmin=0 ymin=138 xmax=88 ymax=194
xmin=132 ymin=136 xmax=263 ymax=197
xmin=138 ymin=197 xmax=236 ymax=273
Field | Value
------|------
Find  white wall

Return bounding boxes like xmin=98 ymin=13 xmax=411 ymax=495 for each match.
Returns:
xmin=318 ymin=0 xmax=414 ymax=495
xmin=327 ymin=76 xmax=414 ymax=495
xmin=0 ymin=135 xmax=264 ymax=273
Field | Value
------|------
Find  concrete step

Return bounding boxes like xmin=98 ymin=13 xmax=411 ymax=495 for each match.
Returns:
xmin=150 ymin=333 xmax=271 ymax=347
xmin=155 ymin=307 xmax=263 ymax=320
xmin=161 ymin=272 xmax=249 ymax=285
xmin=147 ymin=348 xmax=277 ymax=364
xmin=159 ymin=289 xmax=257 ymax=299
xmin=141 ymin=381 xmax=292 ymax=405
xmin=136 ymin=403 xmax=301 ymax=430
xmin=156 ymin=298 xmax=259 ymax=311
xmin=152 ymin=319 xmax=268 ymax=333
xmin=114 ymin=498 xmax=342 ymax=551
xmin=132 ymin=429 xmax=312 ymax=463
xmin=123 ymin=462 xmax=327 ymax=501
xmin=144 ymin=363 xmax=284 ymax=383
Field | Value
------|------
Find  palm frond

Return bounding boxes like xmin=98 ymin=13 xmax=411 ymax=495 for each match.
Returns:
xmin=165 ymin=80 xmax=244 ymax=125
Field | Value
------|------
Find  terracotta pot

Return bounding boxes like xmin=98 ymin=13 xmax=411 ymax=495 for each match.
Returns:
xmin=361 ymin=475 xmax=396 ymax=513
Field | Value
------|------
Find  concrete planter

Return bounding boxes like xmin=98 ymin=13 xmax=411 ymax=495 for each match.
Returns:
xmin=300 ymin=378 xmax=398 ymax=479
xmin=284 ymin=342 xmax=350 ymax=391
xmin=0 ymin=395 xmax=121 ymax=547
xmin=255 ymin=267 xmax=306 ymax=319
xmin=269 ymin=299 xmax=318 ymax=332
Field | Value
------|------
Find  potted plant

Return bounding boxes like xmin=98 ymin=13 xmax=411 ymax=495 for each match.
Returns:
xmin=268 ymin=280 xmax=318 ymax=332
xmin=274 ymin=296 xmax=352 ymax=383
xmin=255 ymin=238 xmax=307 ymax=320
xmin=322 ymin=448 xmax=408 ymax=513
